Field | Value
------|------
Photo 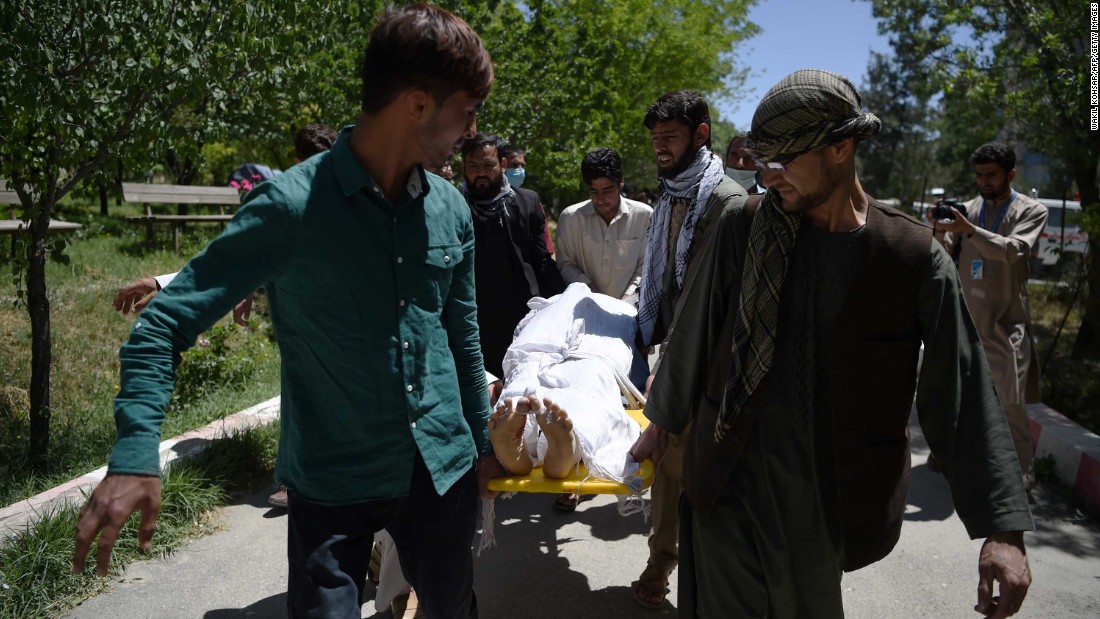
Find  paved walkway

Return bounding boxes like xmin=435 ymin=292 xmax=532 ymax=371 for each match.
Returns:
xmin=59 ymin=412 xmax=1100 ymax=618
xmin=1 ymin=395 xmax=1097 ymax=617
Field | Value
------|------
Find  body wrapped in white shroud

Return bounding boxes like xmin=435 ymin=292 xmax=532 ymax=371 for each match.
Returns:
xmin=499 ymin=283 xmax=644 ymax=484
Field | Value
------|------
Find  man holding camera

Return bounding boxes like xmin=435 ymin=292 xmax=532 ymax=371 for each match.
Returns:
xmin=930 ymin=142 xmax=1048 ymax=488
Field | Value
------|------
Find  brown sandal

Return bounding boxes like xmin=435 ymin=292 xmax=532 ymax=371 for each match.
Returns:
xmin=553 ymin=492 xmax=580 ymax=513
xmin=392 ymin=590 xmax=426 ymax=619
xmin=633 ymin=563 xmax=670 ymax=610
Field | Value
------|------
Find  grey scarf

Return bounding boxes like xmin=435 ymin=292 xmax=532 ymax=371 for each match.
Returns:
xmin=637 ymin=147 xmax=725 ymax=346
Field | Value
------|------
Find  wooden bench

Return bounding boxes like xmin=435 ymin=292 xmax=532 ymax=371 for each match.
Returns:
xmin=122 ymin=183 xmax=241 ymax=253
xmin=0 ymin=181 xmax=83 ymax=256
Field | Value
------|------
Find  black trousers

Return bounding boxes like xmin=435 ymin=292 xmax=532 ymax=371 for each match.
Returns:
xmin=286 ymin=452 xmax=479 ymax=619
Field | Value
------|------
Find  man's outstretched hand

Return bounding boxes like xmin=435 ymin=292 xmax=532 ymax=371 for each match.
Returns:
xmin=232 ymin=293 xmax=256 ymax=327
xmin=113 ymin=277 xmax=159 ymax=315
xmin=976 ymin=530 xmax=1031 ymax=618
xmin=73 ymin=474 xmax=162 ymax=576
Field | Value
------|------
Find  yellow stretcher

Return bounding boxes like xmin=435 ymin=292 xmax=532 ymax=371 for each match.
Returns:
xmin=485 ymin=408 xmax=654 ymax=495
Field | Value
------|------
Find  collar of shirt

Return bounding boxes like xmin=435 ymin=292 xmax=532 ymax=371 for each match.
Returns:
xmin=331 ymin=125 xmax=431 ymax=206
xmin=580 ymin=195 xmax=628 ymax=225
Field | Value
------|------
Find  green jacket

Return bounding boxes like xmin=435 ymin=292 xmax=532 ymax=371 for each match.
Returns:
xmin=109 ymin=128 xmax=492 ymax=504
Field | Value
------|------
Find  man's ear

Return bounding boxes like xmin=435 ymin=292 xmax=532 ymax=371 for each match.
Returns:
xmin=1007 ymin=168 xmax=1017 ymax=185
xmin=693 ymin=123 xmax=711 ymax=149
xmin=830 ymin=137 xmax=856 ymax=165
xmin=405 ymin=89 xmax=431 ymax=122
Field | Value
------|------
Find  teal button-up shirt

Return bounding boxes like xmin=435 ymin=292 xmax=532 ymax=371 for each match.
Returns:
xmin=109 ymin=128 xmax=492 ymax=504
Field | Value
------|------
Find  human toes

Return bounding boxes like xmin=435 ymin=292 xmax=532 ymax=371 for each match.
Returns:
xmin=544 ymin=398 xmax=573 ymax=431
xmin=519 ymin=394 xmax=538 ymax=416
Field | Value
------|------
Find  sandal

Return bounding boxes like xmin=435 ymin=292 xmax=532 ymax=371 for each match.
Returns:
xmin=392 ymin=590 xmax=426 ymax=619
xmin=553 ymin=492 xmax=580 ymax=513
xmin=633 ymin=563 xmax=669 ymax=610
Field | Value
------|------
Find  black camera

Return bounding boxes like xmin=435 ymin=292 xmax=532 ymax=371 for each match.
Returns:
xmin=931 ymin=199 xmax=967 ymax=221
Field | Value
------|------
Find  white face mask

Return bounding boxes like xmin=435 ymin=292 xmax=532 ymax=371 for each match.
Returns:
xmin=726 ymin=167 xmax=757 ymax=191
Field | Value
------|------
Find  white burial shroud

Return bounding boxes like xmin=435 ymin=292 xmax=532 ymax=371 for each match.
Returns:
xmin=499 ymin=283 xmax=644 ymax=484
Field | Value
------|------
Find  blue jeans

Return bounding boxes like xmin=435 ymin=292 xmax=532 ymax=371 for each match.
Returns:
xmin=286 ymin=452 xmax=479 ymax=619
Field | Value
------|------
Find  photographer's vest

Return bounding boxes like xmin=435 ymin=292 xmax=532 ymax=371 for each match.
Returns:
xmin=684 ymin=200 xmax=932 ymax=572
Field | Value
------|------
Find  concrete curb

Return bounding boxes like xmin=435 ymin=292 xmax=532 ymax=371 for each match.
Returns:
xmin=1027 ymin=402 xmax=1100 ymax=515
xmin=0 ymin=396 xmax=281 ymax=540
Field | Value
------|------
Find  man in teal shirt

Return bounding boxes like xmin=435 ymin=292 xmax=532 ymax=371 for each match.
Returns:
xmin=73 ymin=5 xmax=503 ymax=618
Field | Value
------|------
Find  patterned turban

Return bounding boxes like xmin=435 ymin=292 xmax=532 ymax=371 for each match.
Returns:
xmin=747 ymin=69 xmax=881 ymax=163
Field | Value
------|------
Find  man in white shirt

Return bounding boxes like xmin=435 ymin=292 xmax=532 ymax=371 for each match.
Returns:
xmin=556 ymin=148 xmax=653 ymax=304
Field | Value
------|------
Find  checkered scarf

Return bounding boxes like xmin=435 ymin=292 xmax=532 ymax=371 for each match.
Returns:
xmin=746 ymin=68 xmax=881 ymax=164
xmin=716 ymin=188 xmax=801 ymax=441
xmin=715 ymin=68 xmax=880 ymax=442
xmin=637 ymin=147 xmax=725 ymax=346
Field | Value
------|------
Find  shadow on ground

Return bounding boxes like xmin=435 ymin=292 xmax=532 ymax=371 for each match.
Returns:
xmin=906 ymin=409 xmax=1100 ymax=556
xmin=205 ymin=593 xmax=287 ymax=618
xmin=473 ymin=493 xmax=675 ymax=618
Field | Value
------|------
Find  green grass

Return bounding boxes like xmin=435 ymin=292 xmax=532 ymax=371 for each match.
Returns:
xmin=0 ymin=206 xmax=280 ymax=506
xmin=0 ymin=423 xmax=279 ymax=619
xmin=1028 ymin=279 xmax=1100 ymax=435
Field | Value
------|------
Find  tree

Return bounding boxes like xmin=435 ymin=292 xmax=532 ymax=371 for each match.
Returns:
xmin=0 ymin=0 xmax=759 ymax=463
xmin=209 ymin=0 xmax=759 ymax=206
xmin=858 ymin=51 xmax=939 ymax=207
xmin=867 ymin=0 xmax=1100 ymax=356
xmin=451 ymin=0 xmax=759 ymax=208
xmin=0 ymin=0 xmax=318 ymax=462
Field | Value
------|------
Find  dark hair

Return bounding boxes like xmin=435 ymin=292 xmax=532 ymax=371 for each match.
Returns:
xmin=581 ymin=148 xmax=623 ymax=185
xmin=294 ymin=123 xmax=337 ymax=160
xmin=501 ymin=145 xmax=525 ymax=160
xmin=360 ymin=3 xmax=494 ymax=114
xmin=644 ymin=90 xmax=712 ymax=148
xmin=970 ymin=142 xmax=1016 ymax=173
xmin=726 ymin=134 xmax=746 ymax=159
xmin=460 ymin=133 xmax=503 ymax=160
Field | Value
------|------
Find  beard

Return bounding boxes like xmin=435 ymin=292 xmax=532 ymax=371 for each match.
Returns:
xmin=657 ymin=147 xmax=698 ymax=179
xmin=782 ymin=158 xmax=843 ymax=214
xmin=466 ymin=174 xmax=503 ymax=201
xmin=978 ymin=181 xmax=1010 ymax=201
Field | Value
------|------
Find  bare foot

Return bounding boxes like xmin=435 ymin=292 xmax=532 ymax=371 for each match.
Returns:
xmin=534 ymin=397 xmax=579 ymax=479
xmin=488 ymin=397 xmax=534 ymax=476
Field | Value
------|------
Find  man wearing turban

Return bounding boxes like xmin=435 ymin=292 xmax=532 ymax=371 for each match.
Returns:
xmin=634 ymin=69 xmax=1033 ymax=618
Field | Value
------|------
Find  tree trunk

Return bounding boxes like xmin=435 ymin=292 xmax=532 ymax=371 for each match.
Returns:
xmin=1072 ymin=161 xmax=1100 ymax=358
xmin=166 ymin=151 xmax=198 ymax=214
xmin=99 ymin=181 xmax=108 ymax=216
xmin=26 ymin=198 xmax=53 ymax=464
xmin=116 ymin=160 xmax=123 ymax=206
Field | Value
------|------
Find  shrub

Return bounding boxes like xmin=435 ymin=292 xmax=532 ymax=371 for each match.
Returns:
xmin=172 ymin=323 xmax=271 ymax=410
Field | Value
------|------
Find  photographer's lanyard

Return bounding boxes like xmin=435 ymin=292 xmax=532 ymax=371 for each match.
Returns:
xmin=972 ymin=190 xmax=1016 ymax=281
xmin=979 ymin=190 xmax=1016 ymax=232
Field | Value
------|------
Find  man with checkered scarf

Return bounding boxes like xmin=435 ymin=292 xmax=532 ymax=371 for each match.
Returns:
xmin=633 ymin=70 xmax=1033 ymax=618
